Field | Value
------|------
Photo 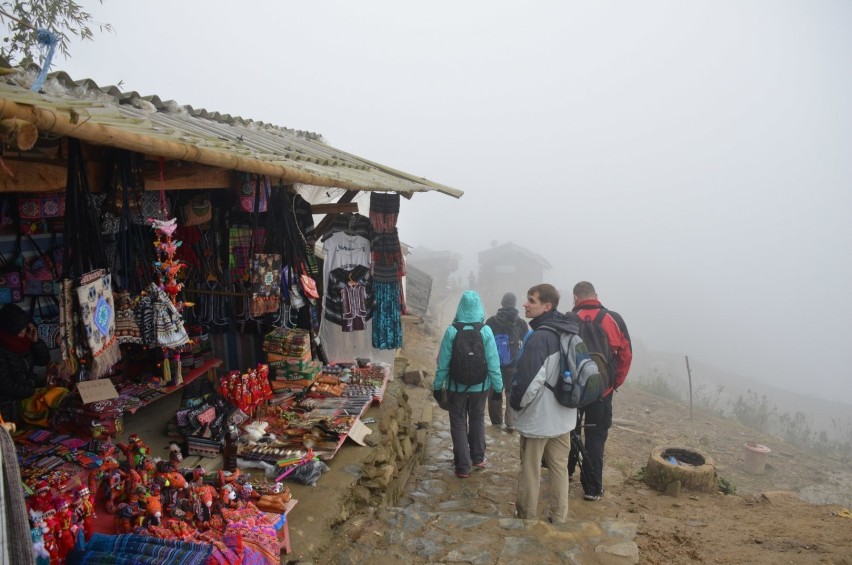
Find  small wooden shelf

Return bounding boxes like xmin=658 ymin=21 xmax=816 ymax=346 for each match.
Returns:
xmin=123 ymin=357 xmax=223 ymax=414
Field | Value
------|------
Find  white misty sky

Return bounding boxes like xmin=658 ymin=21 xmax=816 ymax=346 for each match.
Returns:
xmin=50 ymin=0 xmax=852 ymax=404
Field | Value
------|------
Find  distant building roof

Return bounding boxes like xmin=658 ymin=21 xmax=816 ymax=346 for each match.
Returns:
xmin=478 ymin=242 xmax=552 ymax=269
xmin=408 ymin=247 xmax=463 ymax=263
xmin=0 ymin=69 xmax=462 ymax=198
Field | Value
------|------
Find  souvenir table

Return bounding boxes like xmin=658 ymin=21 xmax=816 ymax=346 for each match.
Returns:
xmin=236 ymin=361 xmax=390 ymax=465
xmin=16 ymin=428 xmax=293 ymax=563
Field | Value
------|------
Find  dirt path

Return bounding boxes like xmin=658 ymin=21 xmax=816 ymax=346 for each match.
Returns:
xmin=313 ymin=318 xmax=852 ymax=564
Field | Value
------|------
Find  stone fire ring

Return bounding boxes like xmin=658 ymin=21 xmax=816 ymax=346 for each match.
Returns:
xmin=645 ymin=446 xmax=717 ymax=494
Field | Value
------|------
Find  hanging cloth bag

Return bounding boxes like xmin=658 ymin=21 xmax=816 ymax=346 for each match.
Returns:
xmin=149 ymin=282 xmax=189 ymax=349
xmin=113 ymin=289 xmax=143 ymax=345
xmin=74 ymin=269 xmax=120 ymax=379
xmin=0 ymin=228 xmax=23 ymax=304
xmin=248 ymin=176 xmax=280 ymax=317
xmin=22 ymin=233 xmax=60 ymax=296
xmin=30 ymin=294 xmax=61 ymax=350
xmin=62 ymin=139 xmax=120 ymax=379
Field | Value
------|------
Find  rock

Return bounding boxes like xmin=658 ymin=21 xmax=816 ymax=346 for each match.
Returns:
xmin=363 ymin=431 xmax=380 ymax=447
xmin=402 ymin=369 xmax=424 ymax=385
xmin=665 ymin=480 xmax=682 ymax=497
xmin=595 ymin=541 xmax=640 ymax=563
xmin=761 ymin=490 xmax=798 ymax=503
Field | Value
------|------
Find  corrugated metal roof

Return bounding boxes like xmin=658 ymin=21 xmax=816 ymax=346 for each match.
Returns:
xmin=0 ymin=70 xmax=462 ymax=198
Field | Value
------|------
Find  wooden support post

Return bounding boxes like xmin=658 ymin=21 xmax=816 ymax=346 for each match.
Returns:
xmin=685 ymin=355 xmax=693 ymax=420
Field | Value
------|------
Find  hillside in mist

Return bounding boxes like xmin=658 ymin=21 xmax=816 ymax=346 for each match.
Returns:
xmin=632 ymin=342 xmax=852 ymax=445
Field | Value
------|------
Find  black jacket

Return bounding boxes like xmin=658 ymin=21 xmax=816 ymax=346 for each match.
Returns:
xmin=0 ymin=340 xmax=50 ymax=402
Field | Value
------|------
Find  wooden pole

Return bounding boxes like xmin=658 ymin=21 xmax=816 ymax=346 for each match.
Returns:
xmin=685 ymin=355 xmax=693 ymax=420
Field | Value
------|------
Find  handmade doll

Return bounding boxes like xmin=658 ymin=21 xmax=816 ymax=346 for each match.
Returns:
xmin=32 ymin=480 xmax=53 ymax=513
xmin=54 ymin=494 xmax=75 ymax=561
xmin=141 ymin=488 xmax=163 ymax=528
xmin=155 ymin=460 xmax=189 ymax=512
xmin=166 ymin=441 xmax=183 ymax=466
xmin=40 ymin=507 xmax=60 ymax=564
xmin=72 ymin=486 xmax=95 ymax=541
xmin=218 ymin=483 xmax=238 ymax=510
xmin=118 ymin=433 xmax=149 ymax=469
xmin=28 ymin=508 xmax=50 ymax=565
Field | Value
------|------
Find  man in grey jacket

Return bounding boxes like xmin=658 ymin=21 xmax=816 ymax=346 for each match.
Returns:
xmin=509 ymin=284 xmax=579 ymax=523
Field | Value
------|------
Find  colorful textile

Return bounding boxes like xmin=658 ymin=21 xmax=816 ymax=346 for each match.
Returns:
xmin=237 ymin=174 xmax=269 ymax=213
xmin=250 ymin=253 xmax=281 ymax=316
xmin=133 ymin=292 xmax=156 ymax=346
xmin=370 ymin=192 xmax=406 ymax=324
xmin=220 ymin=505 xmax=280 ymax=565
xmin=371 ymin=229 xmax=405 ymax=275
xmin=75 ymin=272 xmax=120 ymax=379
xmin=324 ymin=265 xmax=373 ymax=329
xmin=149 ymin=283 xmax=189 ymax=349
xmin=372 ymin=275 xmax=403 ymax=350
xmin=59 ymin=278 xmax=77 ymax=364
xmin=70 ymin=532 xmax=212 ymax=564
xmin=228 ymin=227 xmax=266 ymax=282
xmin=113 ymin=289 xmax=143 ymax=345
xmin=368 ymin=192 xmax=400 ymax=230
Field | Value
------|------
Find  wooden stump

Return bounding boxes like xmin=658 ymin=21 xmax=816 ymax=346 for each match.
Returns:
xmin=645 ymin=446 xmax=717 ymax=494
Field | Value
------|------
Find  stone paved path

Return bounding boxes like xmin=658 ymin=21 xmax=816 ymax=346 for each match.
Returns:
xmin=328 ymin=403 xmax=639 ymax=564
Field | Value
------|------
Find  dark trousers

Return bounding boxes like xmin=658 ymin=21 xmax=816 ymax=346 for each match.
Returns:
xmin=487 ymin=366 xmax=515 ymax=426
xmin=448 ymin=389 xmax=488 ymax=474
xmin=570 ymin=393 xmax=613 ymax=497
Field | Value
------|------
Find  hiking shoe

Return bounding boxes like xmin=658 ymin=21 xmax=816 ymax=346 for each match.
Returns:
xmin=455 ymin=471 xmax=470 ymax=478
xmin=473 ymin=459 xmax=488 ymax=469
xmin=583 ymin=493 xmax=602 ymax=501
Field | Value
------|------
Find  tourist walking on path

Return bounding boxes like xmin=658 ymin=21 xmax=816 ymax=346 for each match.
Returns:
xmin=509 ymin=284 xmax=579 ymax=523
xmin=569 ymin=281 xmax=632 ymax=501
xmin=485 ymin=292 xmax=529 ymax=430
xmin=433 ymin=290 xmax=502 ymax=478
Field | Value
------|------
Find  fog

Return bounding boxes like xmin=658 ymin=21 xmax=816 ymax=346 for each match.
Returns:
xmin=56 ymin=1 xmax=852 ymax=407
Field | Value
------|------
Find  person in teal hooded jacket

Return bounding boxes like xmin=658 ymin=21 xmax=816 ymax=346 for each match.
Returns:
xmin=433 ymin=290 xmax=502 ymax=478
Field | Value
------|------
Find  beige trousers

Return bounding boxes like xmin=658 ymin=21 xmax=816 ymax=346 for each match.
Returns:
xmin=515 ymin=432 xmax=571 ymax=522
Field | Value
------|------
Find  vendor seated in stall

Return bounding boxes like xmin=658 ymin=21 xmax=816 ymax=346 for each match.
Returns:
xmin=0 ymin=304 xmax=50 ymax=425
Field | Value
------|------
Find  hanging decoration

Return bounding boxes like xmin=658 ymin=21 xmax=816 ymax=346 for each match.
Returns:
xmin=31 ymin=29 xmax=59 ymax=92
xmin=147 ymin=158 xmax=191 ymax=385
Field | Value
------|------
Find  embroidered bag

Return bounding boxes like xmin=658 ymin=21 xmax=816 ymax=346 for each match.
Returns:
xmin=22 ymin=234 xmax=60 ymax=296
xmin=180 ymin=193 xmax=213 ymax=226
xmin=0 ymin=226 xmax=24 ymax=304
xmin=113 ymin=289 xmax=143 ymax=345
xmin=250 ymin=253 xmax=282 ymax=316
xmin=0 ymin=249 xmax=23 ymax=304
xmin=18 ymin=193 xmax=65 ymax=220
xmin=30 ymin=294 xmax=61 ymax=349
xmin=237 ymin=174 xmax=268 ymax=213
xmin=75 ymin=270 xmax=121 ymax=379
xmin=299 ymin=272 xmax=319 ymax=300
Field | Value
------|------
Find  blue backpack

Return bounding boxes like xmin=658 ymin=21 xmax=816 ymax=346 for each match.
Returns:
xmin=494 ymin=333 xmax=513 ymax=366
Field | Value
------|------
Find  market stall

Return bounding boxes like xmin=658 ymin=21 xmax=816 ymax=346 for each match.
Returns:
xmin=0 ymin=69 xmax=460 ymax=564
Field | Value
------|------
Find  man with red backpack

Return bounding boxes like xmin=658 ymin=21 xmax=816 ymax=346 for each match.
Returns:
xmin=569 ymin=281 xmax=632 ymax=501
